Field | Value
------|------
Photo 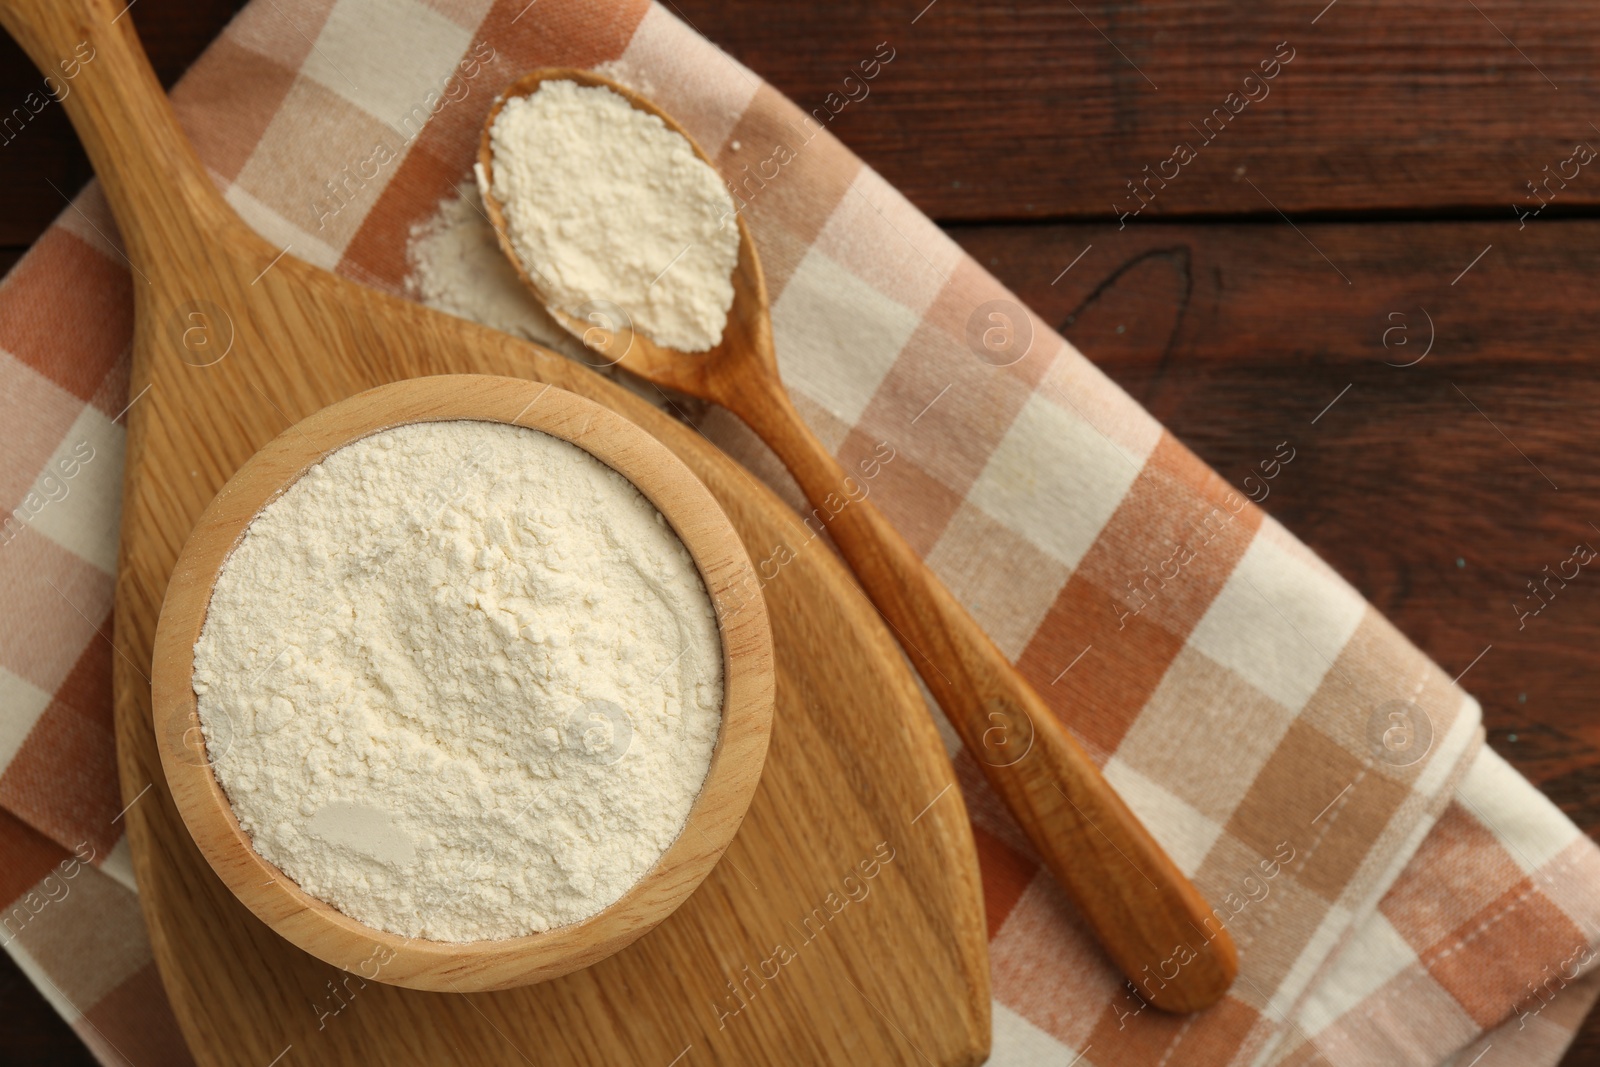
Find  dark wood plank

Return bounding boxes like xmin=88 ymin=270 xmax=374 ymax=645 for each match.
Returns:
xmin=676 ymin=0 xmax=1600 ymax=219
xmin=949 ymin=216 xmax=1600 ymax=1061
xmin=13 ymin=1 xmax=1600 ymax=234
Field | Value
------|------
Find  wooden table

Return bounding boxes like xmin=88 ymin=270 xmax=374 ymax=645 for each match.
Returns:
xmin=3 ymin=1 xmax=1597 ymax=1062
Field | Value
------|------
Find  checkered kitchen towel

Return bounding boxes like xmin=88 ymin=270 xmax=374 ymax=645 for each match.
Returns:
xmin=2 ymin=1 xmax=1598 ymax=1064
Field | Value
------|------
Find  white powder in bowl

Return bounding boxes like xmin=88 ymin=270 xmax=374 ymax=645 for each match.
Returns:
xmin=483 ymin=79 xmax=740 ymax=352
xmin=192 ymin=419 xmax=723 ymax=942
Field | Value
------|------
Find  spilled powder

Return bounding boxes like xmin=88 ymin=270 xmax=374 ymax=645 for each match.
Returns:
xmin=405 ymin=183 xmax=575 ymax=354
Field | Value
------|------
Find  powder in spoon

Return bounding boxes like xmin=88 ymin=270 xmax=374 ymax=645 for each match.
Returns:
xmin=192 ymin=419 xmax=723 ymax=941
xmin=482 ymin=79 xmax=740 ymax=352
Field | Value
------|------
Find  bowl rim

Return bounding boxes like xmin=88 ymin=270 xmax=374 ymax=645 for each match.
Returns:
xmin=150 ymin=374 xmax=774 ymax=993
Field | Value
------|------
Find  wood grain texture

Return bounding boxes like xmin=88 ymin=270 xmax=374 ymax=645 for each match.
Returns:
xmin=0 ymin=0 xmax=989 ymax=1062
xmin=675 ymin=0 xmax=1600 ymax=220
xmin=17 ymin=0 xmax=1600 ymax=244
xmin=151 ymin=376 xmax=776 ymax=993
xmin=482 ymin=66 xmax=1237 ymax=1013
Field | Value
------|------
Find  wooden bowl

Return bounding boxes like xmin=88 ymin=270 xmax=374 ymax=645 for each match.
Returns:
xmin=150 ymin=374 xmax=774 ymax=992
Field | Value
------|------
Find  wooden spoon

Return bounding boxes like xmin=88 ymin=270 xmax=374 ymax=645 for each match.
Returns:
xmin=479 ymin=69 xmax=1239 ymax=1013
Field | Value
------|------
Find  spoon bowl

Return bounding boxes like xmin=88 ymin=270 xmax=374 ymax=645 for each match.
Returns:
xmin=476 ymin=67 xmax=777 ymax=403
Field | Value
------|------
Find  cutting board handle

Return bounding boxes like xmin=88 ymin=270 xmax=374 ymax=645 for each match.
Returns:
xmin=0 ymin=0 xmax=248 ymax=272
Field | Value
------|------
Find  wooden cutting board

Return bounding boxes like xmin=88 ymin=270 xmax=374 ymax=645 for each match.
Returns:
xmin=0 ymin=0 xmax=990 ymax=1063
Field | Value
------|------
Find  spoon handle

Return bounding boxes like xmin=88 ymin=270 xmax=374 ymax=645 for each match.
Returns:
xmin=724 ymin=373 xmax=1237 ymax=1013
